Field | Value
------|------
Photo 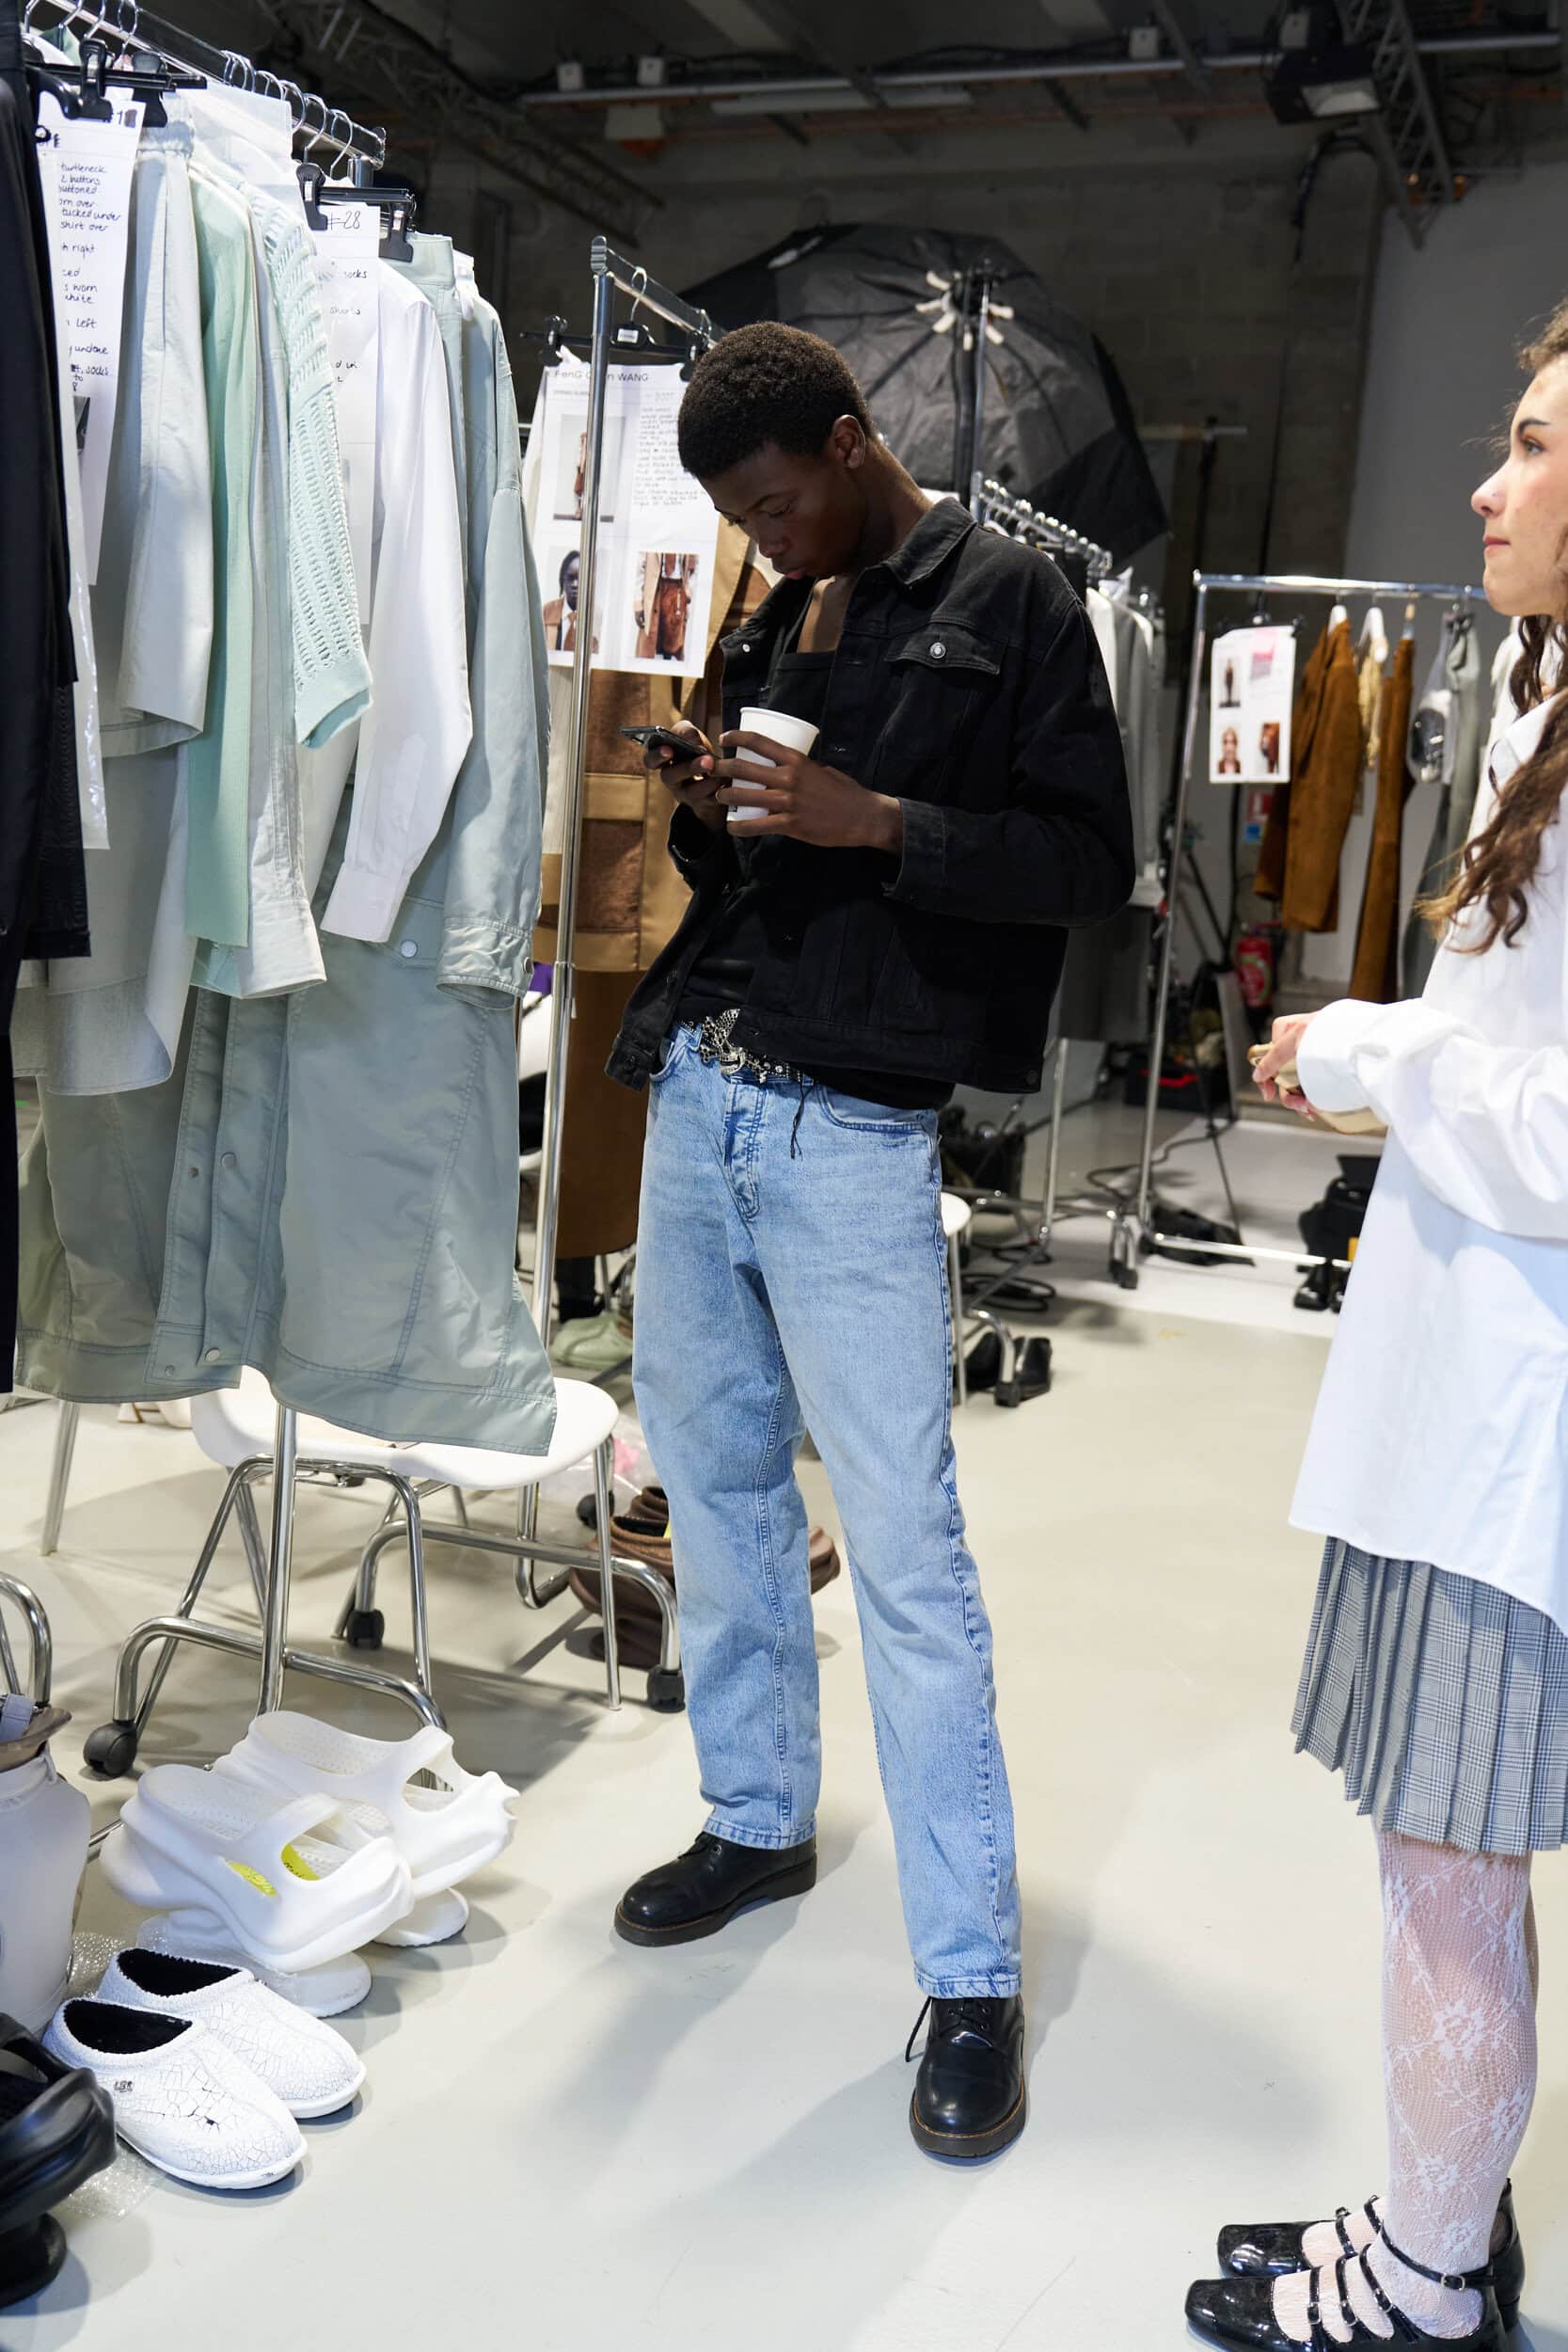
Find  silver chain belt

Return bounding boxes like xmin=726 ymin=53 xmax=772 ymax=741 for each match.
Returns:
xmin=692 ymin=1008 xmax=808 ymax=1089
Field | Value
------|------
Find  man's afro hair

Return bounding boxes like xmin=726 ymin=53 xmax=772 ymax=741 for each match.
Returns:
xmin=677 ymin=322 xmax=872 ymax=481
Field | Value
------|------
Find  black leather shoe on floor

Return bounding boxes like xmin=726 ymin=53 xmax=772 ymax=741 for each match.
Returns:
xmin=1217 ymin=2185 xmax=1524 ymax=2335
xmin=1185 ymin=2265 xmax=1508 ymax=2351
xmin=614 ymin=1832 xmax=817 ymax=1947
xmin=0 ymin=2015 xmax=117 ymax=2309
xmin=907 ymin=1995 xmax=1026 ymax=2162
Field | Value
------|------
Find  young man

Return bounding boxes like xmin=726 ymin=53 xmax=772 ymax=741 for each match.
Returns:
xmin=606 ymin=323 xmax=1132 ymax=2160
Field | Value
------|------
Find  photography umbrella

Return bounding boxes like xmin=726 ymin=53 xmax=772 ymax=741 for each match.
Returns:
xmin=685 ymin=223 xmax=1166 ymax=565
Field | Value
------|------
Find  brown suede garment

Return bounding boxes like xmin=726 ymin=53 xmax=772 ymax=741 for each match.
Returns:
xmin=1349 ymin=633 xmax=1417 ymax=1002
xmin=1255 ymin=620 xmax=1363 ymax=930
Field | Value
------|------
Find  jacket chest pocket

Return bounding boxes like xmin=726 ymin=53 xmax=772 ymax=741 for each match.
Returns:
xmin=869 ymin=623 xmax=1002 ymax=802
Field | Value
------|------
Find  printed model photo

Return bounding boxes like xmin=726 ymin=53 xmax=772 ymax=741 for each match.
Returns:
xmin=634 ymin=550 xmax=700 ymax=663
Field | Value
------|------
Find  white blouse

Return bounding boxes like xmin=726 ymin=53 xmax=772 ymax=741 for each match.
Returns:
xmin=1292 ymin=695 xmax=1568 ymax=1632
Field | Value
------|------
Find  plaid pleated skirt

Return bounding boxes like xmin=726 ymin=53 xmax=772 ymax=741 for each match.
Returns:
xmin=1293 ymin=1538 xmax=1568 ymax=1854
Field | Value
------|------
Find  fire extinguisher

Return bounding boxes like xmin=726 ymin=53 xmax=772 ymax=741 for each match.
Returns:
xmin=1234 ymin=926 xmax=1278 ymax=1012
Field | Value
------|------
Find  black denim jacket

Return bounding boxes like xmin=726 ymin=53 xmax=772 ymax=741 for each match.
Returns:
xmin=607 ymin=499 xmax=1134 ymax=1097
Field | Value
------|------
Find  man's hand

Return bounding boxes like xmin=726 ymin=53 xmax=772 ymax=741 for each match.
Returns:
xmin=648 ymin=722 xmax=723 ymax=833
xmin=713 ymin=731 xmax=904 ymax=854
xmin=1253 ymin=1013 xmax=1316 ymax=1116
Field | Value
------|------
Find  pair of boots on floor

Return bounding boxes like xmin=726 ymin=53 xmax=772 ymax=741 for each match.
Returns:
xmin=612 ymin=1818 xmax=1538 ymax=2336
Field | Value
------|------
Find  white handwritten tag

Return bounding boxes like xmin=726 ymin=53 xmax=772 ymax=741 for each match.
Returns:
xmin=312 ymin=200 xmax=379 ymax=625
xmin=36 ymin=93 xmax=143 ymax=583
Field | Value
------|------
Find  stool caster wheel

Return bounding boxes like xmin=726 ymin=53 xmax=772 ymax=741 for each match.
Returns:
xmin=996 ymin=1336 xmax=1053 ymax=1408
xmin=84 ymin=1721 xmax=139 ymax=1777
xmin=344 ymin=1608 xmax=385 ymax=1650
xmin=646 ymin=1667 xmax=685 ymax=1712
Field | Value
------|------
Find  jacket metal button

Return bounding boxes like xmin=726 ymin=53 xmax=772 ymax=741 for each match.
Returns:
xmin=203 ymin=1346 xmax=221 ymax=1363
xmin=929 ymin=641 xmax=946 ymax=659
xmin=398 ymin=940 xmax=418 ymax=959
xmin=221 ymin=1152 xmax=237 ymax=1169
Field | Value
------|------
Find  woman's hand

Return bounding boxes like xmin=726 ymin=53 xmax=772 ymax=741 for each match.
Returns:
xmin=1253 ymin=1013 xmax=1317 ymax=1116
xmin=650 ymin=723 xmax=723 ymax=831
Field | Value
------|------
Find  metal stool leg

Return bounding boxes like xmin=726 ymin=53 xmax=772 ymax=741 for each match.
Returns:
xmin=258 ymin=1406 xmax=297 ymax=1715
xmin=594 ymin=1439 xmax=621 ymax=1710
xmin=384 ymin=1474 xmax=435 ymax=1701
xmin=41 ymin=1402 xmax=80 ymax=1556
xmin=949 ymin=1229 xmax=969 ymax=1407
xmin=234 ymin=1471 xmax=270 ymax=1619
xmin=0 ymin=1574 xmax=51 ymax=1703
xmin=1043 ymin=1034 xmax=1069 ymax=1240
xmin=83 ymin=1455 xmax=269 ymax=1772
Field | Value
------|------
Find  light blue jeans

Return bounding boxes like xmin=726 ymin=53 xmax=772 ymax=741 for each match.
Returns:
xmin=633 ymin=1025 xmax=1022 ymax=1999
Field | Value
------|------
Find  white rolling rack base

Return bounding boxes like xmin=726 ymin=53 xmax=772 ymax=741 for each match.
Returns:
xmin=1108 ymin=568 xmax=1490 ymax=1295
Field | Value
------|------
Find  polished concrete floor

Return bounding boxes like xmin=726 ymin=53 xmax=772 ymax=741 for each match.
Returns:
xmin=3 ymin=1109 xmax=1566 ymax=2352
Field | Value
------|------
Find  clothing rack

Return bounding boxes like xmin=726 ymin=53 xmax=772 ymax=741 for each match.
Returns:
xmin=35 ymin=23 xmax=686 ymax=1750
xmin=974 ymin=477 xmax=1114 ymax=581
xmin=32 ymin=3 xmax=381 ymax=1724
xmin=530 ymin=241 xmax=721 ymax=1338
xmin=1108 ymin=569 xmax=1493 ymax=1293
xmin=27 ymin=0 xmax=387 ymax=165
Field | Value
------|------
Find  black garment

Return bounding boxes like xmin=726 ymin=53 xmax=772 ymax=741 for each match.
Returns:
xmin=1 ymin=3 xmax=86 ymax=1386
xmin=677 ymin=626 xmax=949 ymax=1111
xmin=609 ymin=498 xmax=1133 ymax=1100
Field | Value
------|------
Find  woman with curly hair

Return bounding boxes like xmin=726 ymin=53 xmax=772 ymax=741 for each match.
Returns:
xmin=1186 ymin=307 xmax=1568 ymax=2350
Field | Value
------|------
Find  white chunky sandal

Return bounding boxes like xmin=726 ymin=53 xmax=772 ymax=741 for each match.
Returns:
xmin=100 ymin=1766 xmax=413 ymax=1975
xmin=44 ymin=2000 xmax=304 ymax=2191
xmin=135 ymin=1917 xmax=372 ymax=2018
xmin=214 ymin=1715 xmax=515 ymax=1946
xmin=96 ymin=1949 xmax=365 ymax=2119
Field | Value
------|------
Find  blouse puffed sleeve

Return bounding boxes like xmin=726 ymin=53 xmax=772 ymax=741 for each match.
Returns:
xmin=1299 ymin=991 xmax=1568 ymax=1241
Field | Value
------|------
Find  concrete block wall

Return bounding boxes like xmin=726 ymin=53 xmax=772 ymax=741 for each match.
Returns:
xmin=488 ymin=129 xmax=1385 ymax=589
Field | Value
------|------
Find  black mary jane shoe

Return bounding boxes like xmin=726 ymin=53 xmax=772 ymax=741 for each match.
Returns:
xmin=907 ymin=1995 xmax=1027 ymax=2162
xmin=1187 ymin=2235 xmax=1508 ymax=2352
xmin=613 ymin=1832 xmax=817 ymax=1947
xmin=1217 ymin=2185 xmax=1523 ymax=2336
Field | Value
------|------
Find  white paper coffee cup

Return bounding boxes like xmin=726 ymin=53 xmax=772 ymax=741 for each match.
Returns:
xmin=727 ymin=705 xmax=820 ymax=824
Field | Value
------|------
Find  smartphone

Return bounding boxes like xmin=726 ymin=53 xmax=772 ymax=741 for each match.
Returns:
xmin=620 ymin=724 xmax=699 ymax=762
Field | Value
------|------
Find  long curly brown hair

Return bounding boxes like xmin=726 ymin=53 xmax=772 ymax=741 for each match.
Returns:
xmin=1421 ymin=308 xmax=1568 ymax=950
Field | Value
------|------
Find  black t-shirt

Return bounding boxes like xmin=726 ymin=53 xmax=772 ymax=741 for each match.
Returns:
xmin=674 ymin=617 xmax=952 ymax=1113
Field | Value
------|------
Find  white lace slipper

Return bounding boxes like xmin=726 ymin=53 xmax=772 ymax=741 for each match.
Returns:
xmin=136 ymin=1918 xmax=372 ymax=2020
xmin=99 ymin=1766 xmax=413 ymax=1974
xmin=215 ymin=1715 xmax=515 ymax=1900
xmin=44 ymin=2000 xmax=304 ymax=2191
xmin=97 ymin=1950 xmax=364 ymax=2120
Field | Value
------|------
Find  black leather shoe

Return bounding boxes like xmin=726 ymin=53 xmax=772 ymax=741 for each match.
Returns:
xmin=1217 ymin=2185 xmax=1524 ymax=2335
xmin=0 ymin=2015 xmax=117 ymax=2309
xmin=614 ymin=1832 xmax=816 ymax=1947
xmin=907 ymin=1995 xmax=1026 ymax=2162
xmin=1187 ymin=2260 xmax=1507 ymax=2350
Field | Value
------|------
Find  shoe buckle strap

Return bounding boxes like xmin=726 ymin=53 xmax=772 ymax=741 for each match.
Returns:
xmin=1376 ymin=2229 xmax=1493 ymax=2294
xmin=1355 ymin=2249 xmax=1430 ymax=2344
xmin=1330 ymin=2257 xmax=1357 ymax=2336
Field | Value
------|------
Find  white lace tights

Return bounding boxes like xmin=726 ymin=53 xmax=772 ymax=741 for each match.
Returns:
xmin=1274 ymin=1832 xmax=1537 ymax=2344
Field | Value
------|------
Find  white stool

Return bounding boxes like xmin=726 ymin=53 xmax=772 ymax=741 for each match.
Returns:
xmin=942 ymin=1190 xmax=974 ymax=1406
xmin=83 ymin=1369 xmax=682 ymax=1778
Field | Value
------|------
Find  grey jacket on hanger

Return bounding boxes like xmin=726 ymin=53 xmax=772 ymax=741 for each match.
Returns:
xmin=1402 ymin=616 xmax=1484 ymax=998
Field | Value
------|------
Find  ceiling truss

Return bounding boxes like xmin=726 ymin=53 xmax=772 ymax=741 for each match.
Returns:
xmin=247 ymin=0 xmax=657 ymax=233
